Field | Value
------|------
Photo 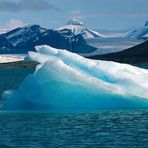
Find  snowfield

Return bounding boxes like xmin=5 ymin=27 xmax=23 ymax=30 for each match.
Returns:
xmin=2 ymin=45 xmax=148 ymax=110
xmin=0 ymin=54 xmax=26 ymax=63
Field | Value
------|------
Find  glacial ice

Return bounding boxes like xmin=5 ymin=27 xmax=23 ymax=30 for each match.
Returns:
xmin=2 ymin=45 xmax=148 ymax=110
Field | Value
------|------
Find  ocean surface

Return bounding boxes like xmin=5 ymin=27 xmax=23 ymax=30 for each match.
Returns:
xmin=0 ymin=110 xmax=148 ymax=148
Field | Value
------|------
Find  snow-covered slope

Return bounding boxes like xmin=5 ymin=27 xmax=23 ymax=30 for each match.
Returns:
xmin=56 ymin=19 xmax=106 ymax=39
xmin=2 ymin=45 xmax=148 ymax=110
xmin=0 ymin=36 xmax=14 ymax=53
xmin=4 ymin=25 xmax=47 ymax=46
xmin=125 ymin=21 xmax=148 ymax=39
xmin=144 ymin=33 xmax=148 ymax=38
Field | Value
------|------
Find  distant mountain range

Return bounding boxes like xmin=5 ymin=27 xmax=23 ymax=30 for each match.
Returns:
xmin=0 ymin=20 xmax=148 ymax=55
xmin=88 ymin=40 xmax=148 ymax=64
xmin=0 ymin=24 xmax=97 ymax=54
xmin=125 ymin=21 xmax=148 ymax=40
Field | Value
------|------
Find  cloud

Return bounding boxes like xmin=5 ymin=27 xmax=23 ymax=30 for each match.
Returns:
xmin=1 ymin=19 xmax=26 ymax=30
xmin=70 ymin=10 xmax=81 ymax=16
xmin=85 ymin=12 xmax=148 ymax=18
xmin=69 ymin=11 xmax=148 ymax=20
xmin=0 ymin=0 xmax=60 ymax=12
xmin=69 ymin=10 xmax=84 ymax=20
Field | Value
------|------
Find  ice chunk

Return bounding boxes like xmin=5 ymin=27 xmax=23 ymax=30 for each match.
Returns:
xmin=2 ymin=45 xmax=148 ymax=110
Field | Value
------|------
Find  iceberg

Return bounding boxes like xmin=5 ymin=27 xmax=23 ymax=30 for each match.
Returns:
xmin=2 ymin=45 xmax=148 ymax=110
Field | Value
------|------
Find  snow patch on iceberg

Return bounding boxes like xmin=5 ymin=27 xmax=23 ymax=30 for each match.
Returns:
xmin=2 ymin=45 xmax=148 ymax=110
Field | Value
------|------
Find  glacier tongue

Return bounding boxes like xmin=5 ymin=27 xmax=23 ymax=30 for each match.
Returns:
xmin=2 ymin=45 xmax=148 ymax=110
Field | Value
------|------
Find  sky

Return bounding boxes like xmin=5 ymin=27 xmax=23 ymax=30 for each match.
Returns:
xmin=0 ymin=0 xmax=148 ymax=31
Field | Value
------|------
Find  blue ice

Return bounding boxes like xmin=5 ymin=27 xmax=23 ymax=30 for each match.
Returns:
xmin=2 ymin=45 xmax=148 ymax=110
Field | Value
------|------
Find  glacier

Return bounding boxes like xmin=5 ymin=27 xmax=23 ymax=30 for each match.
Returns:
xmin=2 ymin=45 xmax=148 ymax=110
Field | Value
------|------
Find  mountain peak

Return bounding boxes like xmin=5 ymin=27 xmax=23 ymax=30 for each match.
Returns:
xmin=125 ymin=20 xmax=148 ymax=39
xmin=56 ymin=19 xmax=105 ymax=39
xmin=24 ymin=24 xmax=42 ymax=29
xmin=66 ymin=19 xmax=84 ymax=26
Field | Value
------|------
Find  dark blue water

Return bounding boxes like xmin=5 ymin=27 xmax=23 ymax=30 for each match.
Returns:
xmin=0 ymin=110 xmax=148 ymax=148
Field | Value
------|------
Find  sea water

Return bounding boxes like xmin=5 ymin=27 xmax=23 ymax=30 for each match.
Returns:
xmin=0 ymin=110 xmax=148 ymax=147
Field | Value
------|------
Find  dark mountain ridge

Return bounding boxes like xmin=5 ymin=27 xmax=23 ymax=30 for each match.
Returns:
xmin=0 ymin=24 xmax=96 ymax=54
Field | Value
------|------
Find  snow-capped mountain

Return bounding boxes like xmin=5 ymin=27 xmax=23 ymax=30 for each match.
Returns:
xmin=0 ymin=24 xmax=97 ymax=54
xmin=4 ymin=25 xmax=47 ymax=47
xmin=125 ymin=21 xmax=148 ymax=39
xmin=56 ymin=19 xmax=106 ymax=39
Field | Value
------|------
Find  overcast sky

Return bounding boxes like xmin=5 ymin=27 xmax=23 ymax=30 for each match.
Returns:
xmin=0 ymin=0 xmax=148 ymax=30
